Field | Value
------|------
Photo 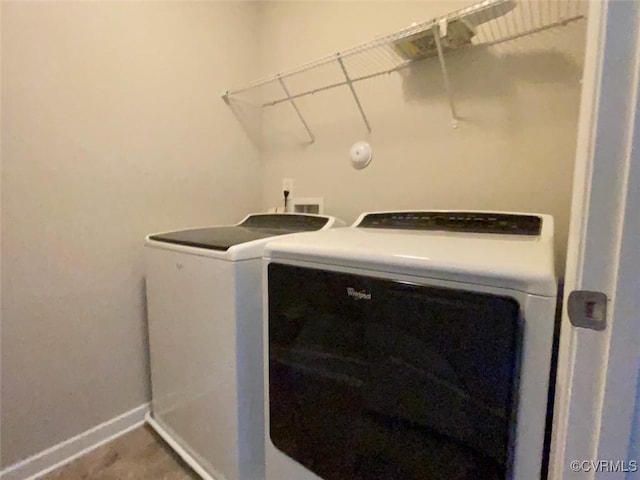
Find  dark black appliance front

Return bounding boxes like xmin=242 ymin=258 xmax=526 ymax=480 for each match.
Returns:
xmin=268 ymin=263 xmax=521 ymax=480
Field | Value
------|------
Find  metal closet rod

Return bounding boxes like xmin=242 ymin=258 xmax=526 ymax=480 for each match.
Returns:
xmin=261 ymin=61 xmax=411 ymax=108
xmin=432 ymin=22 xmax=458 ymax=127
xmin=271 ymin=54 xmax=373 ymax=142
xmin=220 ymin=1 xmax=586 ymax=139
xmin=262 ymin=37 xmax=457 ymax=138
xmin=222 ymin=0 xmax=520 ymax=99
xmin=222 ymin=39 xmax=412 ymax=99
xmin=337 ymin=53 xmax=372 ymax=133
xmin=224 ymin=33 xmax=429 ymax=97
xmin=277 ymin=75 xmax=315 ymax=143
xmin=482 ymin=13 xmax=584 ymax=46
xmin=249 ymin=13 xmax=584 ymax=109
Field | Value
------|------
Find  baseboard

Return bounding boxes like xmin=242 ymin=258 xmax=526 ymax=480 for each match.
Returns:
xmin=0 ymin=403 xmax=150 ymax=480
xmin=146 ymin=412 xmax=219 ymax=480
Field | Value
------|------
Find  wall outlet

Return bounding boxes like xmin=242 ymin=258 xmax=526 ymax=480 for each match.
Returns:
xmin=282 ymin=178 xmax=293 ymax=194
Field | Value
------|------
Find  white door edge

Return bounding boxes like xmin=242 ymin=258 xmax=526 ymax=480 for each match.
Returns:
xmin=595 ymin=2 xmax=640 ymax=473
xmin=550 ymin=0 xmax=640 ymax=478
xmin=549 ymin=0 xmax=608 ymax=476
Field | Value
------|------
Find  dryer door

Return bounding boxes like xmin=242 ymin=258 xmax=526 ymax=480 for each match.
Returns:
xmin=267 ymin=263 xmax=522 ymax=480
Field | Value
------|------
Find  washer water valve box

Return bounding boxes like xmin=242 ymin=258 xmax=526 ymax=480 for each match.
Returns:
xmin=289 ymin=197 xmax=324 ymax=215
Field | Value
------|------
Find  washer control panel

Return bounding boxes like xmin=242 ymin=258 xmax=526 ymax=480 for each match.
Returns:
xmin=357 ymin=212 xmax=542 ymax=236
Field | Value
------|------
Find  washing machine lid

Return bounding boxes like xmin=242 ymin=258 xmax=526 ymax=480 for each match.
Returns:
xmin=264 ymin=211 xmax=557 ymax=296
xmin=146 ymin=213 xmax=341 ymax=260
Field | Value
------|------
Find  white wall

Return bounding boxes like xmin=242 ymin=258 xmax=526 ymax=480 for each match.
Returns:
xmin=259 ymin=1 xmax=586 ymax=272
xmin=0 ymin=0 xmax=587 ymax=468
xmin=0 ymin=1 xmax=261 ymax=467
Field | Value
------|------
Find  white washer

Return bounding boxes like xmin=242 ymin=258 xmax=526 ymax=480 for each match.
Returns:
xmin=263 ymin=211 xmax=557 ymax=480
xmin=145 ymin=213 xmax=345 ymax=480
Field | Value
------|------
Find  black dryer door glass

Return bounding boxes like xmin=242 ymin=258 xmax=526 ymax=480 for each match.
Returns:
xmin=268 ymin=263 xmax=521 ymax=480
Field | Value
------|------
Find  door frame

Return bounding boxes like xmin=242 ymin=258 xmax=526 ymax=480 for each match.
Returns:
xmin=550 ymin=0 xmax=640 ymax=478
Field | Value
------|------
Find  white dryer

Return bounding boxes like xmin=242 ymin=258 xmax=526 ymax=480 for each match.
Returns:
xmin=263 ymin=211 xmax=557 ymax=480
xmin=145 ymin=213 xmax=345 ymax=480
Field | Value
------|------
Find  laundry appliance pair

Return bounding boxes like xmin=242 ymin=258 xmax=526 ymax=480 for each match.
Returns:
xmin=145 ymin=211 xmax=557 ymax=480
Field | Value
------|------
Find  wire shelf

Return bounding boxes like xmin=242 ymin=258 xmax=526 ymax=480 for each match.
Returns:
xmin=223 ymin=0 xmax=587 ymax=141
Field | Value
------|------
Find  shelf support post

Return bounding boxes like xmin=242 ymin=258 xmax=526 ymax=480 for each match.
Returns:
xmin=432 ymin=22 xmax=459 ymax=128
xmin=277 ymin=75 xmax=315 ymax=144
xmin=336 ymin=53 xmax=372 ymax=133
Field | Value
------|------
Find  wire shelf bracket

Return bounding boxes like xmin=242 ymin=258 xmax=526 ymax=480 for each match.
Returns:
xmin=433 ymin=21 xmax=459 ymax=128
xmin=336 ymin=53 xmax=372 ymax=134
xmin=222 ymin=0 xmax=586 ymax=140
xmin=277 ymin=75 xmax=315 ymax=144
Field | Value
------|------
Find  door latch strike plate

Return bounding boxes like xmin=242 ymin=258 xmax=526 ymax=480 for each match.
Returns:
xmin=568 ymin=290 xmax=607 ymax=331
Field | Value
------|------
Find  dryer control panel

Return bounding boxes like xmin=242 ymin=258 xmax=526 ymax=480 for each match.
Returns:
xmin=357 ymin=211 xmax=542 ymax=236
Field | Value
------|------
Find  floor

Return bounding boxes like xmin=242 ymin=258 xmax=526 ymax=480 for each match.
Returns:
xmin=40 ymin=425 xmax=199 ymax=480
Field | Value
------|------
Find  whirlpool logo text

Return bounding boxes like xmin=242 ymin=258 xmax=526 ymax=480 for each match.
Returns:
xmin=346 ymin=287 xmax=371 ymax=300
